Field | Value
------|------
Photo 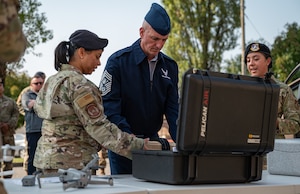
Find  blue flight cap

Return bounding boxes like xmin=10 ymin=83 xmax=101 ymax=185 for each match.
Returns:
xmin=69 ymin=29 xmax=108 ymax=50
xmin=144 ymin=3 xmax=171 ymax=35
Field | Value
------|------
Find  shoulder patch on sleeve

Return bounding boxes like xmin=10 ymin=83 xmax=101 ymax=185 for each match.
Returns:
xmin=86 ymin=103 xmax=101 ymax=119
xmin=99 ymin=70 xmax=112 ymax=96
xmin=76 ymin=93 xmax=95 ymax=108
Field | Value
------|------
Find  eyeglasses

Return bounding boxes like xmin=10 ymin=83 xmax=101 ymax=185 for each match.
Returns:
xmin=32 ymin=82 xmax=43 ymax=85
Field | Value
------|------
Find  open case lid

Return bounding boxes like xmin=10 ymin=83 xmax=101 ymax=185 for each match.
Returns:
xmin=176 ymin=69 xmax=280 ymax=155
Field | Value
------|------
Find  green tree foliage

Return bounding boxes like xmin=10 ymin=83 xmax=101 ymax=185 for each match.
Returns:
xmin=4 ymin=72 xmax=30 ymax=127
xmin=18 ymin=0 xmax=53 ymax=57
xmin=272 ymin=22 xmax=300 ymax=81
xmin=0 ymin=0 xmax=53 ymax=79
xmin=162 ymin=0 xmax=240 ymax=77
xmin=1 ymin=0 xmax=53 ymax=127
xmin=224 ymin=55 xmax=242 ymax=75
xmin=4 ymin=72 xmax=30 ymax=100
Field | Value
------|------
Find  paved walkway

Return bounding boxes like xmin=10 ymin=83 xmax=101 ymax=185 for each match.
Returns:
xmin=12 ymin=166 xmax=26 ymax=178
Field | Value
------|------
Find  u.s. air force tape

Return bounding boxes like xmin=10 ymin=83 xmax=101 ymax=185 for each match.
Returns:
xmin=76 ymin=93 xmax=102 ymax=118
xmin=76 ymin=93 xmax=94 ymax=108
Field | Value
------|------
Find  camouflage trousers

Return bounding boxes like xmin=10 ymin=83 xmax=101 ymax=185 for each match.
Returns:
xmin=98 ymin=148 xmax=108 ymax=175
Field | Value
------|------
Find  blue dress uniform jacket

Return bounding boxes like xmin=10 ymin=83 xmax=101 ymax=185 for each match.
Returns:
xmin=100 ymin=39 xmax=179 ymax=141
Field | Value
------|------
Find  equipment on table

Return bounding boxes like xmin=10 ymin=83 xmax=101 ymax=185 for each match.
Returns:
xmin=23 ymin=154 xmax=113 ymax=190
xmin=133 ymin=68 xmax=280 ymax=184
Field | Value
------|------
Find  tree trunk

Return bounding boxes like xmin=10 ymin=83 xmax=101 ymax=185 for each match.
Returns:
xmin=0 ymin=62 xmax=7 ymax=82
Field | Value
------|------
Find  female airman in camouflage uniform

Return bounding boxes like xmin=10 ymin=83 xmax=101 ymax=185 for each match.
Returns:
xmin=245 ymin=43 xmax=300 ymax=139
xmin=33 ymin=30 xmax=148 ymax=173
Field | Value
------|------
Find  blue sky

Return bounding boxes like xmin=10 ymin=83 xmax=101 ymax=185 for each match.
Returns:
xmin=22 ymin=0 xmax=300 ymax=84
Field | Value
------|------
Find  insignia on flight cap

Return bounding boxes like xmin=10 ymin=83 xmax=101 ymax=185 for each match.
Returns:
xmin=250 ymin=43 xmax=260 ymax=52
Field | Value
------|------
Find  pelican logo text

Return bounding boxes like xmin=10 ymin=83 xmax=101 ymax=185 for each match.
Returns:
xmin=200 ymin=89 xmax=209 ymax=137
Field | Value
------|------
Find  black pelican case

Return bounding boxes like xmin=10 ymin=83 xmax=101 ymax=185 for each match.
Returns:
xmin=132 ymin=69 xmax=280 ymax=184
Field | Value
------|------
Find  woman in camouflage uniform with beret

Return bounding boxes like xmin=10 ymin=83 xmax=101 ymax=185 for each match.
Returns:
xmin=33 ymin=30 xmax=149 ymax=174
xmin=245 ymin=42 xmax=300 ymax=139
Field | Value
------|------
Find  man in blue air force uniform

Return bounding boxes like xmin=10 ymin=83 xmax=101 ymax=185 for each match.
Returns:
xmin=100 ymin=3 xmax=179 ymax=175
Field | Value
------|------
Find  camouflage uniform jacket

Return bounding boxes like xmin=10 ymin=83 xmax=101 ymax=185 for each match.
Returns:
xmin=274 ymin=76 xmax=300 ymax=138
xmin=0 ymin=94 xmax=18 ymax=145
xmin=33 ymin=64 xmax=144 ymax=170
xmin=16 ymin=86 xmax=30 ymax=116
xmin=0 ymin=0 xmax=26 ymax=63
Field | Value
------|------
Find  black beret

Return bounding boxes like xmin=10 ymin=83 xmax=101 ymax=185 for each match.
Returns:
xmin=144 ymin=3 xmax=171 ymax=36
xmin=245 ymin=43 xmax=272 ymax=68
xmin=69 ymin=30 xmax=108 ymax=50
